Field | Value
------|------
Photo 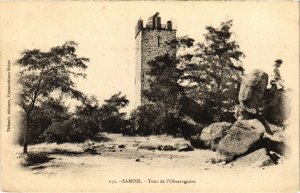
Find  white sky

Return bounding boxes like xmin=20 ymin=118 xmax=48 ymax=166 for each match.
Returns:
xmin=1 ymin=1 xmax=299 ymax=112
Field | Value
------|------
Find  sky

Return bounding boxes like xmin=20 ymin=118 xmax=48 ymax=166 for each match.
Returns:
xmin=1 ymin=1 xmax=299 ymax=112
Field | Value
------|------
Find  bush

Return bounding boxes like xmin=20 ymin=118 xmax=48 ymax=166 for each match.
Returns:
xmin=43 ymin=118 xmax=99 ymax=144
xmin=125 ymin=104 xmax=183 ymax=136
xmin=101 ymin=116 xmax=129 ymax=133
xmin=97 ymin=92 xmax=129 ymax=133
xmin=21 ymin=152 xmax=51 ymax=166
xmin=17 ymin=98 xmax=70 ymax=145
xmin=164 ymin=112 xmax=182 ymax=136
xmin=127 ymin=104 xmax=162 ymax=136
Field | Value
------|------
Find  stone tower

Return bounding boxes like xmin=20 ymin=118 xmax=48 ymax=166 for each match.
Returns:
xmin=135 ymin=12 xmax=177 ymax=107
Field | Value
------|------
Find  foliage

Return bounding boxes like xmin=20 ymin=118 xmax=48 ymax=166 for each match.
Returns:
xmin=74 ymin=95 xmax=102 ymax=134
xmin=183 ymin=20 xmax=245 ymax=122
xmin=18 ymin=97 xmax=71 ymax=145
xmin=21 ymin=152 xmax=52 ymax=167
xmin=43 ymin=119 xmax=92 ymax=144
xmin=17 ymin=41 xmax=89 ymax=153
xmin=169 ymin=36 xmax=195 ymax=50
xmin=133 ymin=20 xmax=244 ymax=136
xmin=42 ymin=93 xmax=130 ymax=144
xmin=144 ymin=54 xmax=184 ymax=112
xmin=18 ymin=41 xmax=89 ymax=105
xmin=125 ymin=104 xmax=181 ymax=136
xmin=145 ymin=36 xmax=194 ymax=113
xmin=99 ymin=92 xmax=129 ymax=133
xmin=141 ymin=36 xmax=195 ymax=137
xmin=127 ymin=104 xmax=162 ymax=136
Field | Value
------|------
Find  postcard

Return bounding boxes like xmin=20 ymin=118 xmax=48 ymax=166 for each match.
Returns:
xmin=0 ymin=1 xmax=299 ymax=192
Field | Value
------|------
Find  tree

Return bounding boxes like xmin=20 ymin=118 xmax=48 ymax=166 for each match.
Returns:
xmin=127 ymin=104 xmax=164 ymax=136
xmin=183 ymin=20 xmax=245 ymax=122
xmin=141 ymin=37 xmax=194 ymax=135
xmin=17 ymin=41 xmax=89 ymax=153
xmin=99 ymin=92 xmax=129 ymax=133
xmin=42 ymin=96 xmax=102 ymax=144
xmin=145 ymin=54 xmax=183 ymax=111
xmin=145 ymin=36 xmax=195 ymax=113
xmin=72 ymin=95 xmax=102 ymax=137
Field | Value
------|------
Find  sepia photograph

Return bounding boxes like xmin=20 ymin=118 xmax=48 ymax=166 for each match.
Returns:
xmin=0 ymin=1 xmax=299 ymax=192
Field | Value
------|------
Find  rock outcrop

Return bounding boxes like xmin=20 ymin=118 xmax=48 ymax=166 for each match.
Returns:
xmin=187 ymin=69 xmax=290 ymax=167
xmin=263 ymin=89 xmax=291 ymax=126
xmin=217 ymin=119 xmax=265 ymax=162
xmin=232 ymin=148 xmax=274 ymax=167
xmin=238 ymin=69 xmax=291 ymax=127
xmin=200 ymin=122 xmax=232 ymax=151
xmin=179 ymin=95 xmax=214 ymax=124
xmin=180 ymin=114 xmax=204 ymax=139
xmin=239 ymin=69 xmax=268 ymax=114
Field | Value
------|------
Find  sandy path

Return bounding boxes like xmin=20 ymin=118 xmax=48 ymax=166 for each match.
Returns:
xmin=21 ymin=133 xmax=227 ymax=176
xmin=8 ymin=133 xmax=296 ymax=192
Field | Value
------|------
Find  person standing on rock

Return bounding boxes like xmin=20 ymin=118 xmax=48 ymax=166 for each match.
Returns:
xmin=270 ymin=59 xmax=284 ymax=90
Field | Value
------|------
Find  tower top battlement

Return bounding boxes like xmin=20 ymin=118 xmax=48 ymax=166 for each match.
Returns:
xmin=135 ymin=12 xmax=175 ymax=38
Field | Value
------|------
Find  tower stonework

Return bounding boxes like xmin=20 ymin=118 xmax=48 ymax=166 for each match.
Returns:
xmin=135 ymin=12 xmax=177 ymax=107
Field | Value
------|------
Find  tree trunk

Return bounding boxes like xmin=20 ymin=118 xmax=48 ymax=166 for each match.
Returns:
xmin=23 ymin=113 xmax=30 ymax=154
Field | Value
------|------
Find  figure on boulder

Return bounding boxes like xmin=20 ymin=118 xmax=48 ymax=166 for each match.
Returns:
xmin=270 ymin=59 xmax=284 ymax=90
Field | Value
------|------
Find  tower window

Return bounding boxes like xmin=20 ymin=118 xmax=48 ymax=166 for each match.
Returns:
xmin=157 ymin=36 xmax=160 ymax=47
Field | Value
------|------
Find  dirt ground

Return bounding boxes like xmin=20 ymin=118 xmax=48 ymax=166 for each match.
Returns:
xmin=8 ymin=133 xmax=297 ymax=192
xmin=16 ymin=133 xmax=286 ymax=177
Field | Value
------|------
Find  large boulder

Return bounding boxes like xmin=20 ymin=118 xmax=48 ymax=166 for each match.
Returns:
xmin=200 ymin=122 xmax=232 ymax=151
xmin=263 ymin=89 xmax=292 ymax=126
xmin=239 ymin=69 xmax=269 ymax=114
xmin=179 ymin=95 xmax=214 ymax=124
xmin=232 ymin=148 xmax=274 ymax=167
xmin=179 ymin=114 xmax=204 ymax=139
xmin=217 ymin=119 xmax=265 ymax=162
xmin=262 ymin=125 xmax=290 ymax=157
